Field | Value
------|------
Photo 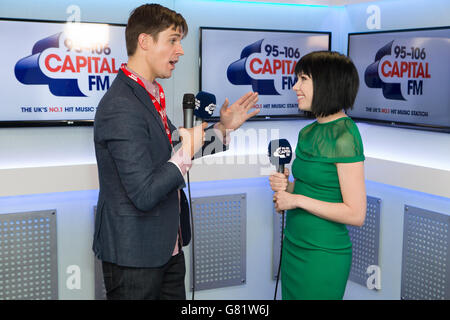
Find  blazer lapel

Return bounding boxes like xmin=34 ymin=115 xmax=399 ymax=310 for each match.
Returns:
xmin=118 ymin=71 xmax=172 ymax=151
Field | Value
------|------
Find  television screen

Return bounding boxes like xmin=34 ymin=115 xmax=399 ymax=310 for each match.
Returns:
xmin=0 ymin=18 xmax=127 ymax=127
xmin=347 ymin=27 xmax=450 ymax=132
xmin=200 ymin=27 xmax=331 ymax=120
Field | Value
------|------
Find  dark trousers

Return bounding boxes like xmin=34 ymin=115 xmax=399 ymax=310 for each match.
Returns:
xmin=102 ymin=251 xmax=186 ymax=300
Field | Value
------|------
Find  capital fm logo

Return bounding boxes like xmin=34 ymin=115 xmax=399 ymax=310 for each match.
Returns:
xmin=364 ymin=40 xmax=430 ymax=101
xmin=273 ymin=146 xmax=291 ymax=159
xmin=227 ymin=38 xmax=299 ymax=95
xmin=14 ymin=24 xmax=119 ymax=97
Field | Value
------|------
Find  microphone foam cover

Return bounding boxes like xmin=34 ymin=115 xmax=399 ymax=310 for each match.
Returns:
xmin=195 ymin=91 xmax=216 ymax=119
xmin=268 ymin=139 xmax=292 ymax=166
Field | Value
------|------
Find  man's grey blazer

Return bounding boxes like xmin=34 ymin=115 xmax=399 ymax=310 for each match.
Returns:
xmin=93 ymin=70 xmax=225 ymax=268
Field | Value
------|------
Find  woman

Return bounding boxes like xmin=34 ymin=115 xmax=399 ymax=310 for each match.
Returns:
xmin=269 ymin=51 xmax=366 ymax=300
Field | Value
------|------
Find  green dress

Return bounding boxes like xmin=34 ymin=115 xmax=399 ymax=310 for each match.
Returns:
xmin=281 ymin=117 xmax=365 ymax=300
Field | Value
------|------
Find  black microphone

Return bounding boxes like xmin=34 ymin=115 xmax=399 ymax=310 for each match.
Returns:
xmin=268 ymin=138 xmax=292 ymax=301
xmin=268 ymin=139 xmax=293 ymax=174
xmin=183 ymin=93 xmax=195 ymax=129
xmin=195 ymin=91 xmax=216 ymax=119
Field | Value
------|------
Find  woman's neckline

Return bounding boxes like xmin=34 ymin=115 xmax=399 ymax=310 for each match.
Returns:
xmin=316 ymin=113 xmax=349 ymax=125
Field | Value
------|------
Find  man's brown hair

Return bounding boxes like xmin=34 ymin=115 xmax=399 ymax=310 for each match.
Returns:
xmin=125 ymin=4 xmax=188 ymax=56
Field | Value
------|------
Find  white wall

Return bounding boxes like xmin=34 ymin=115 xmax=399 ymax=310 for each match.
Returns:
xmin=1 ymin=0 xmax=449 ymax=170
xmin=0 ymin=0 xmax=449 ymax=300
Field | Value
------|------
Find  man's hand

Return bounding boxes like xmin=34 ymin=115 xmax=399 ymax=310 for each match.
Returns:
xmin=178 ymin=122 xmax=208 ymax=159
xmin=216 ymin=92 xmax=259 ymax=135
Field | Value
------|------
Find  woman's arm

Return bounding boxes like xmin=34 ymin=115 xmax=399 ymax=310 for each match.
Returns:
xmin=274 ymin=161 xmax=366 ymax=226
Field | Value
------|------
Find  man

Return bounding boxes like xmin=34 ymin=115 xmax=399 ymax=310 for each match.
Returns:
xmin=93 ymin=4 xmax=259 ymax=300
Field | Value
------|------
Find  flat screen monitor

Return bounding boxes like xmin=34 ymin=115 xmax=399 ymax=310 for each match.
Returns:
xmin=200 ymin=27 xmax=331 ymax=120
xmin=347 ymin=27 xmax=450 ymax=132
xmin=0 ymin=18 xmax=127 ymax=127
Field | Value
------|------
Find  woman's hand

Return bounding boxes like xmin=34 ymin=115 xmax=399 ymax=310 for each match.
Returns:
xmin=273 ymin=190 xmax=298 ymax=212
xmin=269 ymin=168 xmax=290 ymax=192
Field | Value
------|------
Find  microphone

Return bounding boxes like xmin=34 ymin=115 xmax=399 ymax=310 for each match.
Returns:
xmin=182 ymin=92 xmax=196 ymax=300
xmin=182 ymin=92 xmax=214 ymax=301
xmin=268 ymin=139 xmax=292 ymax=174
xmin=195 ymin=91 xmax=216 ymax=119
xmin=194 ymin=91 xmax=216 ymax=126
xmin=183 ymin=93 xmax=195 ymax=129
xmin=268 ymin=138 xmax=292 ymax=301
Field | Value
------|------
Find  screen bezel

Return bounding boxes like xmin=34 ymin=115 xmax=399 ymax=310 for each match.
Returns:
xmin=347 ymin=26 xmax=450 ymax=133
xmin=199 ymin=26 xmax=331 ymax=121
xmin=0 ymin=17 xmax=126 ymax=128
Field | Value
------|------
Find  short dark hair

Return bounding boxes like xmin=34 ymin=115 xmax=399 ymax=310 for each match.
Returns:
xmin=294 ymin=51 xmax=359 ymax=117
xmin=125 ymin=4 xmax=188 ymax=56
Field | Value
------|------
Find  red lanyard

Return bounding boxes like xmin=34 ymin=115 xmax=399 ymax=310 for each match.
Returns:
xmin=120 ymin=64 xmax=172 ymax=145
